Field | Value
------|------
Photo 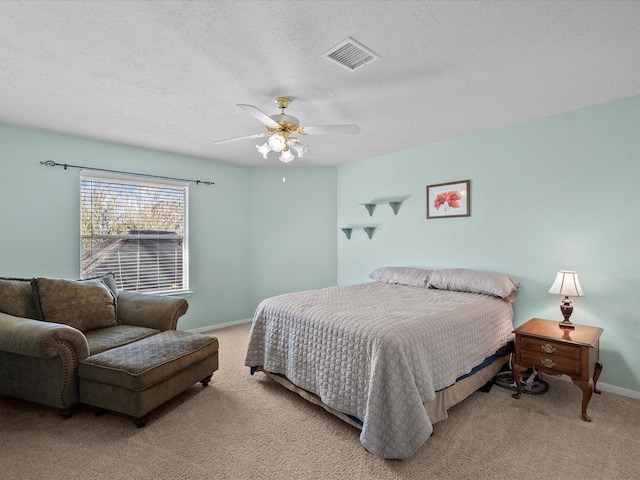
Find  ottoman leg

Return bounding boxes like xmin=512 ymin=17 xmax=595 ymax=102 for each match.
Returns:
xmin=200 ymin=374 xmax=213 ymax=387
xmin=91 ymin=407 xmax=107 ymax=417
xmin=59 ymin=408 xmax=73 ymax=419
xmin=134 ymin=413 xmax=150 ymax=428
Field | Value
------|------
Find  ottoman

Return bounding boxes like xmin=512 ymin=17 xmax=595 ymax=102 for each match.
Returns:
xmin=79 ymin=330 xmax=218 ymax=427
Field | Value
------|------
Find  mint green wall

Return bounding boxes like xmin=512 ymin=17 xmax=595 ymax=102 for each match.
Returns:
xmin=2 ymin=94 xmax=638 ymax=394
xmin=0 ymin=124 xmax=253 ymax=330
xmin=337 ymin=96 xmax=640 ymax=394
xmin=249 ymin=167 xmax=337 ymax=308
xmin=0 ymin=123 xmax=337 ymax=330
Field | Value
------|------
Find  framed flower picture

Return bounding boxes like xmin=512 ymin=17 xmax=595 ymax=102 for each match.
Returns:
xmin=426 ymin=180 xmax=470 ymax=219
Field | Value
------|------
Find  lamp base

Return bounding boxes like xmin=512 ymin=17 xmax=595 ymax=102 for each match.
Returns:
xmin=559 ymin=320 xmax=575 ymax=330
xmin=559 ymin=297 xmax=575 ymax=329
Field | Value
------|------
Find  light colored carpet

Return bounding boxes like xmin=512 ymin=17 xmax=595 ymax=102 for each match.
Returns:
xmin=1 ymin=322 xmax=639 ymax=480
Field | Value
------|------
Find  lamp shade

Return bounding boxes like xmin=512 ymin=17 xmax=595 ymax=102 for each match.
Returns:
xmin=268 ymin=133 xmax=286 ymax=152
xmin=548 ymin=270 xmax=584 ymax=297
xmin=279 ymin=147 xmax=295 ymax=163
xmin=256 ymin=142 xmax=271 ymax=159
xmin=293 ymin=143 xmax=308 ymax=158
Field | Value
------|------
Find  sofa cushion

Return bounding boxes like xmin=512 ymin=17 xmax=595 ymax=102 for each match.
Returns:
xmin=84 ymin=325 xmax=160 ymax=355
xmin=0 ymin=277 xmax=41 ymax=320
xmin=36 ymin=277 xmax=118 ymax=332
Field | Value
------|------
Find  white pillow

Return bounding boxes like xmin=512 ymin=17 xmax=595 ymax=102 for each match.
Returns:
xmin=427 ymin=268 xmax=519 ymax=300
xmin=369 ymin=266 xmax=432 ymax=288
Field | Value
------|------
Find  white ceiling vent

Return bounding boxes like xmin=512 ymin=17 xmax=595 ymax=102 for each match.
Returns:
xmin=323 ymin=37 xmax=380 ymax=71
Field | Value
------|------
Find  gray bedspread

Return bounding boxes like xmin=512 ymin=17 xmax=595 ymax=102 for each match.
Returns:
xmin=245 ymin=282 xmax=514 ymax=459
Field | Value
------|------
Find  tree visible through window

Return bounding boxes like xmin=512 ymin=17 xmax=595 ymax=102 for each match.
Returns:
xmin=80 ymin=171 xmax=189 ymax=294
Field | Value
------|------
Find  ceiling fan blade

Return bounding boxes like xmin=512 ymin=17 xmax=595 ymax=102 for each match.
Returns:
xmin=237 ymin=104 xmax=280 ymax=127
xmin=301 ymin=124 xmax=361 ymax=135
xmin=214 ymin=133 xmax=266 ymax=145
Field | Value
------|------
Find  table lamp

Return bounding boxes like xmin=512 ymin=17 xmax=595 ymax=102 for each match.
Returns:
xmin=548 ymin=270 xmax=584 ymax=329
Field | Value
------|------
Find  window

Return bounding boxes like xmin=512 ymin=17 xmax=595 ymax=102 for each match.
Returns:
xmin=80 ymin=171 xmax=189 ymax=294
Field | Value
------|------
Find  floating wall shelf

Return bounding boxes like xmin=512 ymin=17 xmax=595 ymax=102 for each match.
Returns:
xmin=360 ymin=196 xmax=409 ymax=216
xmin=339 ymin=224 xmax=380 ymax=239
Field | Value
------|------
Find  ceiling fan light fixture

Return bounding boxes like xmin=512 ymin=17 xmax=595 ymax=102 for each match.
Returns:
xmin=268 ymin=133 xmax=286 ymax=152
xmin=220 ymin=96 xmax=359 ymax=164
xmin=256 ymin=142 xmax=271 ymax=159
xmin=293 ymin=142 xmax=308 ymax=158
xmin=279 ymin=147 xmax=295 ymax=163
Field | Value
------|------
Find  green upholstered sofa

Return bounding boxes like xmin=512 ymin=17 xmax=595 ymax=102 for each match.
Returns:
xmin=0 ymin=275 xmax=188 ymax=418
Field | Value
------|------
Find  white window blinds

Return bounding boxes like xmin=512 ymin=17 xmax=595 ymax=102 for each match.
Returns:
xmin=80 ymin=171 xmax=189 ymax=294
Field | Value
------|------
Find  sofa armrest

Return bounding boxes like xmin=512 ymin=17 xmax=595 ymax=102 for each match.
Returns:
xmin=0 ymin=312 xmax=90 ymax=360
xmin=116 ymin=291 xmax=188 ymax=331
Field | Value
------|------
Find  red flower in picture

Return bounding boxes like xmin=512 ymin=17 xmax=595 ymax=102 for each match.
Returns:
xmin=434 ymin=190 xmax=462 ymax=211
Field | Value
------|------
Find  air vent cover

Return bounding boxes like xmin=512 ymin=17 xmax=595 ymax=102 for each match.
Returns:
xmin=323 ymin=37 xmax=380 ymax=71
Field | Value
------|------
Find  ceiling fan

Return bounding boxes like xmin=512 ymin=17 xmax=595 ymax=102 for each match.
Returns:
xmin=214 ymin=97 xmax=360 ymax=163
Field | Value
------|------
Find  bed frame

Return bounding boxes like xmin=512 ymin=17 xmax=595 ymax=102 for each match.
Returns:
xmin=258 ymin=354 xmax=508 ymax=430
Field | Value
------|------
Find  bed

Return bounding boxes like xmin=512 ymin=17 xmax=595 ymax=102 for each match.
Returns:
xmin=244 ymin=267 xmax=518 ymax=459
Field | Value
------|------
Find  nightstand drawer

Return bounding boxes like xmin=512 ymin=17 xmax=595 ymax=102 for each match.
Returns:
xmin=520 ymin=337 xmax=580 ymax=360
xmin=520 ymin=350 xmax=581 ymax=376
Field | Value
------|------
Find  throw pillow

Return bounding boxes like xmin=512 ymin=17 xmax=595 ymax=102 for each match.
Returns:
xmin=36 ymin=277 xmax=118 ymax=332
xmin=82 ymin=272 xmax=118 ymax=298
xmin=0 ymin=277 xmax=41 ymax=319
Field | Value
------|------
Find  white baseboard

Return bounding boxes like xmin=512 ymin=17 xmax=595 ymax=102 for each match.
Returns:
xmin=187 ymin=318 xmax=252 ymax=333
xmin=553 ymin=374 xmax=640 ymax=400
xmin=596 ymin=382 xmax=640 ymax=400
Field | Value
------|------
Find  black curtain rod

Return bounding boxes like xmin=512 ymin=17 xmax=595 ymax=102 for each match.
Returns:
xmin=40 ymin=160 xmax=215 ymax=185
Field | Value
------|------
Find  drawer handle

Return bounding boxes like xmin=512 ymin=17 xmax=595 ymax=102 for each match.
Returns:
xmin=541 ymin=343 xmax=556 ymax=354
xmin=541 ymin=358 xmax=556 ymax=368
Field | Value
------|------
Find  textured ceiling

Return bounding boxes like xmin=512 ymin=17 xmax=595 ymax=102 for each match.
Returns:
xmin=1 ymin=1 xmax=639 ymax=167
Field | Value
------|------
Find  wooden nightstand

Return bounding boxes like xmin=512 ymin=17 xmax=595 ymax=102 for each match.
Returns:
xmin=512 ymin=318 xmax=603 ymax=421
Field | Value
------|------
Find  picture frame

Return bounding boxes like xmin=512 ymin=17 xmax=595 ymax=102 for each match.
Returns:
xmin=426 ymin=180 xmax=470 ymax=219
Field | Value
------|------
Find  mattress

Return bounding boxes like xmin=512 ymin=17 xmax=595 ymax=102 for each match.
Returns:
xmin=245 ymin=281 xmax=514 ymax=459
